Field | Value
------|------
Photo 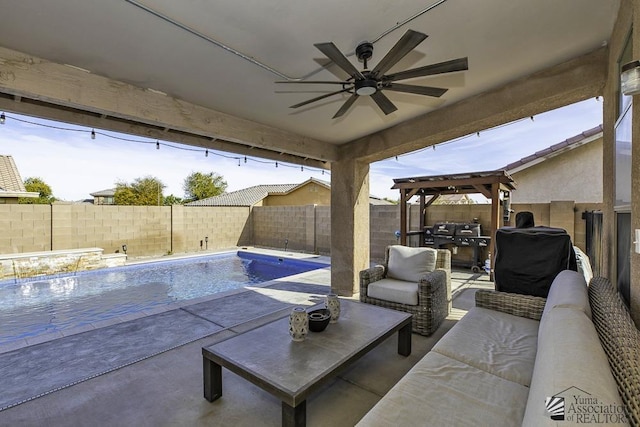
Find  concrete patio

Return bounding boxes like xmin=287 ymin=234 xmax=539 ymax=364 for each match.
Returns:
xmin=0 ymin=266 xmax=492 ymax=427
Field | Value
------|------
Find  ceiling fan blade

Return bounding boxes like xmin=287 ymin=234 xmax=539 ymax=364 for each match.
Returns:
xmin=289 ymin=87 xmax=352 ymax=109
xmin=384 ymin=57 xmax=469 ymax=82
xmin=383 ymin=83 xmax=448 ymax=97
xmin=370 ymin=91 xmax=398 ymax=115
xmin=314 ymin=42 xmax=365 ymax=79
xmin=276 ymin=80 xmax=350 ymax=85
xmin=333 ymin=93 xmax=359 ymax=119
xmin=371 ymin=30 xmax=428 ymax=78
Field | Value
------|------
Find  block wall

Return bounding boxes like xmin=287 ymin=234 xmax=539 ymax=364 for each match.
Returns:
xmin=51 ymin=205 xmax=172 ymax=257
xmin=0 ymin=202 xmax=601 ymax=261
xmin=252 ymin=205 xmax=309 ymax=252
xmin=177 ymin=206 xmax=252 ymax=253
xmin=0 ymin=204 xmax=51 ymax=253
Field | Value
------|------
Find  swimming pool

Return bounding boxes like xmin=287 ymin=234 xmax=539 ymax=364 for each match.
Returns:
xmin=0 ymin=251 xmax=326 ymax=345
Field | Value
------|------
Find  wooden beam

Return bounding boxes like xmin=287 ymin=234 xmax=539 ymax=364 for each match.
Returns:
xmin=489 ymin=183 xmax=502 ymax=279
xmin=0 ymin=96 xmax=329 ymax=169
xmin=400 ymin=189 xmax=407 ymax=245
xmin=343 ymin=47 xmax=607 ymax=163
xmin=425 ymin=194 xmax=440 ymax=207
xmin=473 ymin=184 xmax=492 ymax=199
xmin=392 ymin=175 xmax=512 ymax=190
xmin=0 ymin=46 xmax=339 ymax=162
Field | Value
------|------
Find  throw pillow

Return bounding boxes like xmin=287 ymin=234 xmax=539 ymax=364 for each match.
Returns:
xmin=387 ymin=245 xmax=438 ymax=282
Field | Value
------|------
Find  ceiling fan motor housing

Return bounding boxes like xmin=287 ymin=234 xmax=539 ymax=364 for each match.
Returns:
xmin=356 ymin=42 xmax=374 ymax=63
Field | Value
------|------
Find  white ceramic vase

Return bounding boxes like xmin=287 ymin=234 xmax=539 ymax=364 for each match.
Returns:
xmin=326 ymin=293 xmax=340 ymax=323
xmin=289 ymin=307 xmax=308 ymax=342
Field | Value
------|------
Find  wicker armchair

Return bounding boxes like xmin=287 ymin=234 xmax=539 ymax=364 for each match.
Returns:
xmin=359 ymin=246 xmax=451 ymax=336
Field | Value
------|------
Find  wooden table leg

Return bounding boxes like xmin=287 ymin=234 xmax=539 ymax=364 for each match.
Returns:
xmin=398 ymin=322 xmax=412 ymax=356
xmin=282 ymin=400 xmax=306 ymax=427
xmin=203 ymin=357 xmax=222 ymax=402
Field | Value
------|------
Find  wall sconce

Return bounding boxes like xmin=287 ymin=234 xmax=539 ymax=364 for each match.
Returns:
xmin=621 ymin=61 xmax=640 ymax=96
xmin=122 ymin=244 xmax=128 ymax=255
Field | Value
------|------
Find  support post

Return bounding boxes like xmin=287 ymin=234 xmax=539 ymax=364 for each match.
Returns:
xmin=400 ymin=189 xmax=407 ymax=246
xmin=330 ymin=158 xmax=370 ymax=296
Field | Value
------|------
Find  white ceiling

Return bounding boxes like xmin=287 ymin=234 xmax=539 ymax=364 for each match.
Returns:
xmin=0 ymin=0 xmax=620 ymax=145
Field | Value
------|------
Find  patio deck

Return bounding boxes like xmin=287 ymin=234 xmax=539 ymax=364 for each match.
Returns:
xmin=0 ymin=259 xmax=493 ymax=426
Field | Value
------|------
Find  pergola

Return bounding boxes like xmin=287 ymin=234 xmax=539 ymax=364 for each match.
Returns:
xmin=392 ymin=170 xmax=516 ymax=260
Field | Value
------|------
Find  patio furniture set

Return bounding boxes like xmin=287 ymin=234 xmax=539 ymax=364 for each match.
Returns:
xmin=201 ymin=230 xmax=640 ymax=426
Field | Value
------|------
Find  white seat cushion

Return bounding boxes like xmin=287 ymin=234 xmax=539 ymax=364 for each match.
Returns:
xmin=367 ymin=278 xmax=418 ymax=306
xmin=542 ymin=269 xmax=591 ymax=320
xmin=522 ymin=307 xmax=628 ymax=426
xmin=433 ymin=306 xmax=539 ymax=386
xmin=357 ymin=352 xmax=530 ymax=427
xmin=387 ymin=245 xmax=437 ymax=282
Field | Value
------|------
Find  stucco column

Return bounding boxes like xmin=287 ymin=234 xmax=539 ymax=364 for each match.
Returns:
xmin=330 ymin=158 xmax=370 ymax=296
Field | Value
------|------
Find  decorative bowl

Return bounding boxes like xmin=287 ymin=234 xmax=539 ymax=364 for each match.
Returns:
xmin=307 ymin=308 xmax=331 ymax=332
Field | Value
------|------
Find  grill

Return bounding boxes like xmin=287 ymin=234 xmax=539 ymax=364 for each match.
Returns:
xmin=425 ymin=222 xmax=491 ymax=272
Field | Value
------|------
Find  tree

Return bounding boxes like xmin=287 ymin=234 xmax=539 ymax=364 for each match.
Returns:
xmin=163 ymin=194 xmax=183 ymax=205
xmin=183 ymin=171 xmax=227 ymax=202
xmin=19 ymin=177 xmax=55 ymax=204
xmin=114 ymin=176 xmax=165 ymax=206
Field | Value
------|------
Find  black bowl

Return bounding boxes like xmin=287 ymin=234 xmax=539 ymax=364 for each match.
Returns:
xmin=308 ymin=308 xmax=331 ymax=332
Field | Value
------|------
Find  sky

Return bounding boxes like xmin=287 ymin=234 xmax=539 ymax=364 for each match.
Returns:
xmin=0 ymin=98 xmax=603 ymax=202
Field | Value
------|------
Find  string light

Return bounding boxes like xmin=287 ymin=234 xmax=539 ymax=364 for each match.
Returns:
xmin=389 ymin=114 xmax=543 ymax=162
xmin=0 ymin=112 xmax=331 ymax=178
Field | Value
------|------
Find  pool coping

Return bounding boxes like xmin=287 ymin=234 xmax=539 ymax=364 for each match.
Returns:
xmin=0 ymin=247 xmax=331 ymax=355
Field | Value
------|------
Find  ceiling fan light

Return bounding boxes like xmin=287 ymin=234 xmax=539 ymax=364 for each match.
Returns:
xmin=355 ymin=80 xmax=377 ymax=96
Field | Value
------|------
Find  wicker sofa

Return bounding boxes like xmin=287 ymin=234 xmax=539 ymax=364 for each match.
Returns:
xmin=358 ymin=271 xmax=640 ymax=426
xmin=359 ymin=245 xmax=451 ymax=336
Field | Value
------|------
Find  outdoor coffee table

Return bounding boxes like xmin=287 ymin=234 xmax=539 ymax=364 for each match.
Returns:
xmin=202 ymin=300 xmax=412 ymax=427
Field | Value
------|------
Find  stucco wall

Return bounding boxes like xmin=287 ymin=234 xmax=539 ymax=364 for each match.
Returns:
xmin=510 ymin=137 xmax=603 ymax=203
xmin=263 ymin=182 xmax=331 ymax=206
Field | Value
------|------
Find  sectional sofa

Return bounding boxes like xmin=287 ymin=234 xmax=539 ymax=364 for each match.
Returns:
xmin=357 ymin=270 xmax=640 ymax=426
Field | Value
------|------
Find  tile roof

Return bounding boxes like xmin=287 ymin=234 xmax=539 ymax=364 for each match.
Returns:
xmin=186 ymin=178 xmax=390 ymax=206
xmin=0 ymin=155 xmax=27 ymax=192
xmin=502 ymin=125 xmax=603 ymax=172
xmin=187 ymin=183 xmax=299 ymax=206
xmin=90 ymin=188 xmax=116 ymax=197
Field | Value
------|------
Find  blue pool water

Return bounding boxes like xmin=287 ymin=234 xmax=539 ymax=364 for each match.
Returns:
xmin=0 ymin=251 xmax=325 ymax=344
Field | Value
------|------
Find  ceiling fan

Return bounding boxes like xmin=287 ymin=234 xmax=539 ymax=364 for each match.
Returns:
xmin=277 ymin=29 xmax=468 ymax=119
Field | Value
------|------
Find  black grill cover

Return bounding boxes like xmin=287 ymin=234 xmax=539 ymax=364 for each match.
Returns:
xmin=494 ymin=227 xmax=577 ymax=298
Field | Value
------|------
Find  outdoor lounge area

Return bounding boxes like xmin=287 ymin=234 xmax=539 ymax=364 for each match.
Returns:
xmin=0 ymin=259 xmax=491 ymax=426
xmin=2 ymin=1 xmax=640 ymax=426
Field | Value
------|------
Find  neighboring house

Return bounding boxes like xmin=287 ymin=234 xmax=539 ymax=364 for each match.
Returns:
xmin=504 ymin=125 xmax=603 ymax=204
xmin=187 ymin=177 xmax=392 ymax=207
xmin=90 ymin=188 xmax=116 ymax=205
xmin=0 ymin=155 xmax=39 ymax=204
